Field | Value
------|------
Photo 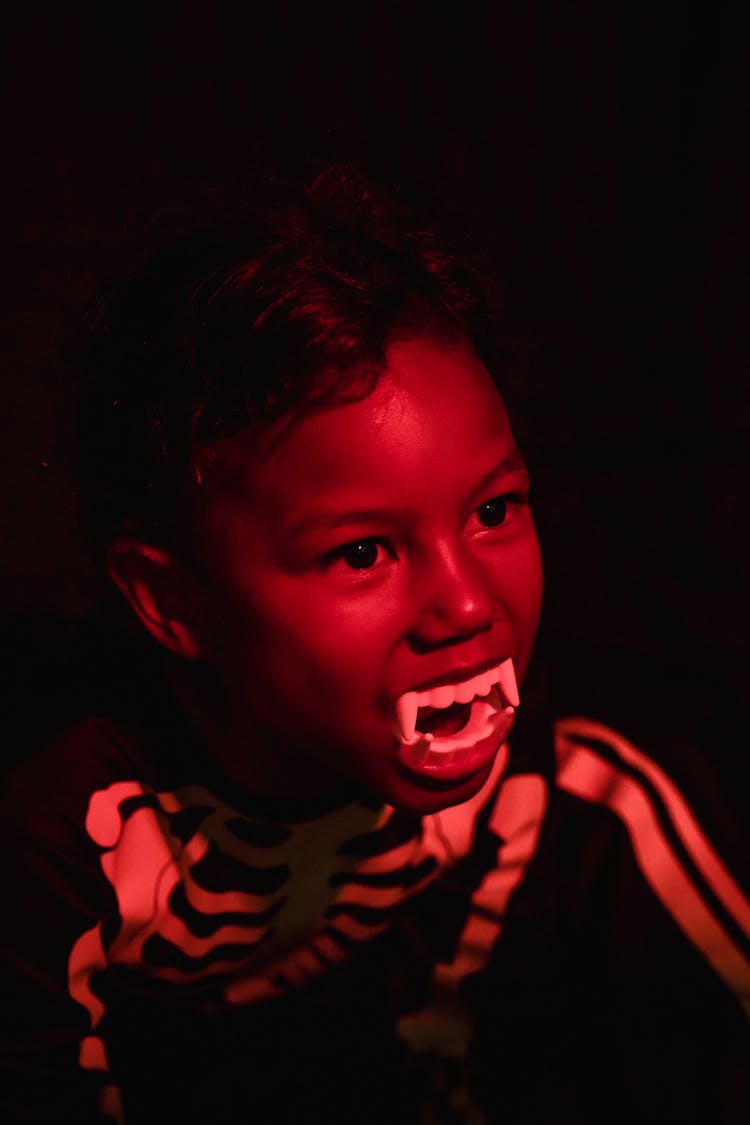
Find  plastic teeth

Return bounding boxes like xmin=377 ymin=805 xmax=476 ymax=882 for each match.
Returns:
xmin=395 ymin=693 xmax=420 ymax=743
xmin=394 ymin=657 xmax=519 ymax=743
xmin=496 ymin=658 xmax=520 ymax=708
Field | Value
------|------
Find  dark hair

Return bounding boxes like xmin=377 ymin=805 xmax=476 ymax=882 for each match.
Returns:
xmin=76 ymin=166 xmax=505 ymax=561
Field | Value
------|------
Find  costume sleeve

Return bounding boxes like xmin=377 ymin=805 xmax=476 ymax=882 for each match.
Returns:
xmin=466 ymin=718 xmax=750 ymax=1125
xmin=0 ymin=770 xmax=124 ymax=1124
xmin=553 ymin=715 xmax=750 ymax=1014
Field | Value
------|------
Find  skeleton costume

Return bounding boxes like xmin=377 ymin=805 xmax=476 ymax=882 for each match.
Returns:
xmin=1 ymin=639 xmax=748 ymax=1124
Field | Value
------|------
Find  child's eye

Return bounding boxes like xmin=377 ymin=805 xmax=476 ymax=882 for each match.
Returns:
xmin=477 ymin=497 xmax=508 ymax=527
xmin=472 ymin=491 xmax=529 ymax=532
xmin=327 ymin=538 xmax=389 ymax=571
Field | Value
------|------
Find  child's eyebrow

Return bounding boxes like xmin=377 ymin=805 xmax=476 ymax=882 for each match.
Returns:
xmin=286 ymin=454 xmax=529 ymax=542
xmin=467 ymin=452 xmax=529 ymax=502
xmin=287 ymin=507 xmax=414 ymax=541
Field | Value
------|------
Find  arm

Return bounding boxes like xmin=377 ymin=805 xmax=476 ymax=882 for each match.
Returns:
xmin=468 ymin=717 xmax=750 ymax=1124
xmin=0 ymin=777 xmax=124 ymax=1123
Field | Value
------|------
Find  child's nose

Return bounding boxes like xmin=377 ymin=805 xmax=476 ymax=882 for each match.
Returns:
xmin=409 ymin=544 xmax=496 ymax=649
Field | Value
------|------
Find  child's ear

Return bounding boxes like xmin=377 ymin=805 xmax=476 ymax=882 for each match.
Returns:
xmin=106 ymin=540 xmax=207 ymax=660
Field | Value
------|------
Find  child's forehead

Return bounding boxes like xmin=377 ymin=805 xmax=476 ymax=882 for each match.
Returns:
xmin=201 ymin=335 xmax=516 ymax=512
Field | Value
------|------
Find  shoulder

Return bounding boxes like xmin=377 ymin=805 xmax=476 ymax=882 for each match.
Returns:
xmin=552 ymin=712 xmax=707 ymax=820
xmin=550 ymin=714 xmax=750 ymax=1015
xmin=551 ymin=712 xmax=748 ymax=892
xmin=0 ymin=714 xmax=146 ymax=855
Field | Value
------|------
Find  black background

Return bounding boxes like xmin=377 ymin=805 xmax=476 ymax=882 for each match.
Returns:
xmin=2 ymin=3 xmax=749 ymax=793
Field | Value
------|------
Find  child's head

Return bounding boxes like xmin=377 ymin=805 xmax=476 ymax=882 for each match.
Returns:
xmin=78 ymin=167 xmax=543 ymax=813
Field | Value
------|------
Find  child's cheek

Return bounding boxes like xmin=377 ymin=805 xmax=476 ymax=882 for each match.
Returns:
xmin=488 ymin=535 xmax=543 ymax=662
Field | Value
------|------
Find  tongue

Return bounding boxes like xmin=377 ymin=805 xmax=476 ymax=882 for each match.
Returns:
xmin=417 ymin=701 xmax=472 ymax=736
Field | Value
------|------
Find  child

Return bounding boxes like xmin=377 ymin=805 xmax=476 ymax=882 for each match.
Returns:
xmin=1 ymin=167 xmax=748 ymax=1124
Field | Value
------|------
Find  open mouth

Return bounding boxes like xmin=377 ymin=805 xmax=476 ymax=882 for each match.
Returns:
xmin=417 ymin=700 xmax=473 ymax=737
xmin=393 ymin=658 xmax=519 ymax=783
xmin=394 ymin=658 xmax=519 ymax=744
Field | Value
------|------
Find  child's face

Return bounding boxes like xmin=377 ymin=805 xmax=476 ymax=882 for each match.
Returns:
xmin=193 ymin=335 xmax=543 ymax=813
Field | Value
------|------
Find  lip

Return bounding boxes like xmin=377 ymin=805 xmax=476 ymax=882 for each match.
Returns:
xmin=395 ymin=710 xmax=513 ymax=786
xmin=398 ymin=655 xmax=513 ymax=698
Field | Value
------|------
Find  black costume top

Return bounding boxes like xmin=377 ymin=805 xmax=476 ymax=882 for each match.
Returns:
xmin=1 ymin=638 xmax=748 ymax=1124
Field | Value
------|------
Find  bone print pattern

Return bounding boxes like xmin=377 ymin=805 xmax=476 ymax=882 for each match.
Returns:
xmin=66 ymin=747 xmax=518 ymax=1115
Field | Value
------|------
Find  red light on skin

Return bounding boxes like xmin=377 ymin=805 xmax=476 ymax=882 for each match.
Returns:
xmin=112 ymin=335 xmax=543 ymax=815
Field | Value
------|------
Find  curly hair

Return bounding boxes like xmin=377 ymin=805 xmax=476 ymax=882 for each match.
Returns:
xmin=76 ymin=166 xmax=505 ymax=560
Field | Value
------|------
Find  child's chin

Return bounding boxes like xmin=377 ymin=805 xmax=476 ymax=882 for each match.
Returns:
xmin=385 ymin=755 xmax=498 ymax=814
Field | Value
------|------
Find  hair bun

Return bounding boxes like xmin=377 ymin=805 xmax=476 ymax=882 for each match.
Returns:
xmin=305 ymin=164 xmax=399 ymax=238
